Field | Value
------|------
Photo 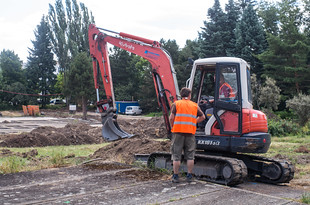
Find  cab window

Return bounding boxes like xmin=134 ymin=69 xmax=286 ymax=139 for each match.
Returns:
xmin=217 ymin=64 xmax=238 ymax=102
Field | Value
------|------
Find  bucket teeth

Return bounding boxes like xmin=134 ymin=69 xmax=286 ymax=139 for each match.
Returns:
xmin=101 ymin=109 xmax=133 ymax=141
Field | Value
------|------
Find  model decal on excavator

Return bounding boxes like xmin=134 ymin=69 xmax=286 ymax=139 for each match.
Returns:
xmin=119 ymin=41 xmax=135 ymax=50
xmin=197 ymin=140 xmax=220 ymax=146
xmin=88 ymin=24 xmax=294 ymax=186
xmin=145 ymin=50 xmax=160 ymax=59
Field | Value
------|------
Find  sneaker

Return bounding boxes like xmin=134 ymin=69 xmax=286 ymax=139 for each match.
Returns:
xmin=186 ymin=173 xmax=193 ymax=182
xmin=172 ymin=174 xmax=179 ymax=183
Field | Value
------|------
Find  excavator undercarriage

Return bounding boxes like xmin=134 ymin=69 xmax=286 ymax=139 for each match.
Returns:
xmin=137 ymin=150 xmax=294 ymax=186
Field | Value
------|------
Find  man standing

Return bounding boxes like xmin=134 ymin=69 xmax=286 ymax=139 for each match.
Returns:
xmin=169 ymin=87 xmax=205 ymax=183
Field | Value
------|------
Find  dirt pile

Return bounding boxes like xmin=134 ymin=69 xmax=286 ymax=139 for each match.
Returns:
xmin=0 ymin=123 xmax=103 ymax=147
xmin=117 ymin=116 xmax=167 ymax=139
xmin=91 ymin=136 xmax=170 ymax=164
xmin=0 ymin=115 xmax=170 ymax=163
xmin=0 ymin=116 xmax=168 ymax=150
xmin=0 ymin=148 xmax=38 ymax=158
xmin=91 ymin=116 xmax=170 ymax=163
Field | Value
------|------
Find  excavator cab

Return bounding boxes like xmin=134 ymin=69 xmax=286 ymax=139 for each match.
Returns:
xmin=188 ymin=57 xmax=270 ymax=153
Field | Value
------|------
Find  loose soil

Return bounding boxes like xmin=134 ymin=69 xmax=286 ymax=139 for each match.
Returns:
xmin=0 ymin=113 xmax=170 ymax=164
xmin=1 ymin=111 xmax=310 ymax=191
xmin=0 ymin=122 xmax=103 ymax=147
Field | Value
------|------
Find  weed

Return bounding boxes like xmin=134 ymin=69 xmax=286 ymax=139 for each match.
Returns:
xmin=50 ymin=149 xmax=66 ymax=167
xmin=0 ymin=156 xmax=26 ymax=174
xmin=132 ymin=160 xmax=147 ymax=168
xmin=168 ymin=197 xmax=182 ymax=202
xmin=301 ymin=193 xmax=310 ymax=204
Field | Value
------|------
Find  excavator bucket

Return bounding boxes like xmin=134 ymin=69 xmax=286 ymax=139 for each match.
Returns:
xmin=101 ymin=109 xmax=134 ymax=141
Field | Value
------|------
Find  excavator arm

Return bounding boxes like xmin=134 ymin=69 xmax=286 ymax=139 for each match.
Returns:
xmin=88 ymin=24 xmax=180 ymax=140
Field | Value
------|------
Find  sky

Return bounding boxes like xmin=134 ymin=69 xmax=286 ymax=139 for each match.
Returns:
xmin=0 ymin=0 xmax=230 ymax=63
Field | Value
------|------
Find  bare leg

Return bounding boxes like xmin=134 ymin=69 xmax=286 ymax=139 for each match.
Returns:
xmin=173 ymin=161 xmax=181 ymax=174
xmin=187 ymin=159 xmax=194 ymax=174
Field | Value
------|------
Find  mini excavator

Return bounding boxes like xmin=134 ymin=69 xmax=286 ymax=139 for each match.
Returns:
xmin=88 ymin=24 xmax=294 ymax=186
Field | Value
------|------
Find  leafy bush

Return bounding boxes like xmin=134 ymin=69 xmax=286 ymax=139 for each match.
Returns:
xmin=275 ymin=110 xmax=296 ymax=120
xmin=259 ymin=77 xmax=281 ymax=110
xmin=286 ymin=94 xmax=310 ymax=126
xmin=268 ymin=119 xmax=300 ymax=137
xmin=301 ymin=121 xmax=310 ymax=135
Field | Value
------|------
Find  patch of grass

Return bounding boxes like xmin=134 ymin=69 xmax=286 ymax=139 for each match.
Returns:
xmin=259 ymin=135 xmax=310 ymax=181
xmin=50 ymin=149 xmax=66 ymax=167
xmin=0 ymin=156 xmax=26 ymax=174
xmin=145 ymin=112 xmax=163 ymax=117
xmin=0 ymin=143 xmax=109 ymax=173
xmin=301 ymin=193 xmax=310 ymax=204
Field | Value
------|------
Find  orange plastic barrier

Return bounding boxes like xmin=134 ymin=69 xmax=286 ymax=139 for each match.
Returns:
xmin=22 ymin=105 xmax=28 ymax=115
xmin=23 ymin=105 xmax=40 ymax=116
xmin=32 ymin=105 xmax=40 ymax=116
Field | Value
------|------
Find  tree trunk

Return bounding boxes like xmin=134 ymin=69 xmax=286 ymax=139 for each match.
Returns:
xmin=82 ymin=96 xmax=87 ymax=120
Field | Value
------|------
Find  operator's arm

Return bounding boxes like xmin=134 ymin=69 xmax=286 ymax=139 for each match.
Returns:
xmin=169 ymin=103 xmax=176 ymax=128
xmin=196 ymin=106 xmax=205 ymax=124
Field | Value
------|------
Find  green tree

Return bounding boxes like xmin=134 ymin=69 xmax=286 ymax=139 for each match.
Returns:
xmin=225 ymin=0 xmax=240 ymax=56
xmin=109 ymin=47 xmax=137 ymax=101
xmin=48 ymin=0 xmax=68 ymax=73
xmin=54 ymin=73 xmax=64 ymax=94
xmin=234 ymin=2 xmax=267 ymax=76
xmin=137 ymin=60 xmax=159 ymax=113
xmin=258 ymin=0 xmax=310 ymax=96
xmin=304 ymin=0 xmax=310 ymax=36
xmin=26 ymin=15 xmax=57 ymax=107
xmin=176 ymin=39 xmax=199 ymax=88
xmin=0 ymin=50 xmax=28 ymax=108
xmin=258 ymin=1 xmax=280 ymax=36
xmin=48 ymin=0 xmax=94 ymax=82
xmin=199 ymin=0 xmax=229 ymax=57
xmin=0 ymin=50 xmax=25 ymax=85
xmin=251 ymin=73 xmax=261 ymax=109
xmin=65 ymin=0 xmax=92 ymax=56
xmin=66 ymin=52 xmax=93 ymax=119
xmin=160 ymin=39 xmax=180 ymax=64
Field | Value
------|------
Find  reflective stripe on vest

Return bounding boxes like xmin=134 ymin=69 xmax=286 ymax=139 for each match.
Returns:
xmin=171 ymin=100 xmax=198 ymax=134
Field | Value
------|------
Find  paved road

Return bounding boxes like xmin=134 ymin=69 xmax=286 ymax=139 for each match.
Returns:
xmin=0 ymin=162 xmax=306 ymax=205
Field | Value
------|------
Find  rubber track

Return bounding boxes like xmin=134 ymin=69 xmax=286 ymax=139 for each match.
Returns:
xmin=194 ymin=153 xmax=248 ymax=186
xmin=147 ymin=152 xmax=248 ymax=186
xmin=235 ymin=154 xmax=295 ymax=184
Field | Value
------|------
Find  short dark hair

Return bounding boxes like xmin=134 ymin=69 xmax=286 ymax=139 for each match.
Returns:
xmin=180 ymin=87 xmax=191 ymax=98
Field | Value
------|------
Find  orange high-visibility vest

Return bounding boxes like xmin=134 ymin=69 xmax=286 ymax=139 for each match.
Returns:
xmin=171 ymin=99 xmax=198 ymax=134
xmin=219 ymin=82 xmax=235 ymax=98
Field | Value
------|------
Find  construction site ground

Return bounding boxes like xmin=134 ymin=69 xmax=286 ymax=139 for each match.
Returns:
xmin=0 ymin=110 xmax=309 ymax=204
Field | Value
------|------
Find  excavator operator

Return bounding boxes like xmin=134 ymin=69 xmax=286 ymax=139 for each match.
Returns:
xmin=219 ymin=73 xmax=235 ymax=99
xmin=169 ymin=87 xmax=205 ymax=183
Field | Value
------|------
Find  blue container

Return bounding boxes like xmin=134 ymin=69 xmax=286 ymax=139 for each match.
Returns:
xmin=115 ymin=101 xmax=139 ymax=114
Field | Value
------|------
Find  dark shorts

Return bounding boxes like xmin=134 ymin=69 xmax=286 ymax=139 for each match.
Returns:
xmin=170 ymin=133 xmax=196 ymax=161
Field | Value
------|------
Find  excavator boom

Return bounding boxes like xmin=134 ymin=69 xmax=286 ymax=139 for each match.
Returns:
xmin=88 ymin=24 xmax=180 ymax=140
